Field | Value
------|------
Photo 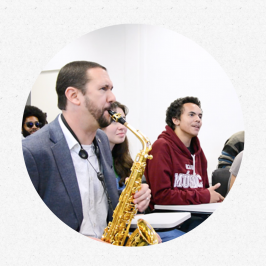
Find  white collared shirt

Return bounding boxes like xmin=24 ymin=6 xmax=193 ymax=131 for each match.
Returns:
xmin=58 ymin=115 xmax=108 ymax=238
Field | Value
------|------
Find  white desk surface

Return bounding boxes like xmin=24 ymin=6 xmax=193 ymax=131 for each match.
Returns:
xmin=154 ymin=202 xmax=221 ymax=213
xmin=130 ymin=212 xmax=191 ymax=229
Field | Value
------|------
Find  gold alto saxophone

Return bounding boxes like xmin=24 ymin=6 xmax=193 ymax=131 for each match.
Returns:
xmin=101 ymin=110 xmax=158 ymax=246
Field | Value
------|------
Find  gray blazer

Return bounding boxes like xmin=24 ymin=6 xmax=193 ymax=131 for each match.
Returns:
xmin=22 ymin=116 xmax=119 ymax=231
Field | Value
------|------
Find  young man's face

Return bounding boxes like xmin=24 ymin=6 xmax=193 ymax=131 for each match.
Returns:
xmin=81 ymin=67 xmax=116 ymax=128
xmin=173 ymin=102 xmax=203 ymax=139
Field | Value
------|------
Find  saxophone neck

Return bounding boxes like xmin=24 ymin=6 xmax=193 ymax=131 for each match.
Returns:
xmin=125 ymin=123 xmax=152 ymax=154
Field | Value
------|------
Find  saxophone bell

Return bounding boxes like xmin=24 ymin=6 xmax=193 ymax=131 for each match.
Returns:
xmin=125 ymin=219 xmax=159 ymax=247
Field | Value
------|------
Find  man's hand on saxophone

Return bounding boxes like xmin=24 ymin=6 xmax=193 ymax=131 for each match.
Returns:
xmin=133 ymin=183 xmax=151 ymax=213
xmin=125 ymin=176 xmax=151 ymax=213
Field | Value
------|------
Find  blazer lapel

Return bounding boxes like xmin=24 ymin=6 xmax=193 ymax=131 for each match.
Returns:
xmin=49 ymin=118 xmax=83 ymax=227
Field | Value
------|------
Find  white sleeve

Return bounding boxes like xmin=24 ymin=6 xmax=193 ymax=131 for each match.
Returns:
xmin=229 ymin=151 xmax=244 ymax=177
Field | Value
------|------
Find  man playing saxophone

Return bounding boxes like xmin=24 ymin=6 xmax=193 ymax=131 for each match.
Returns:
xmin=22 ymin=61 xmax=151 ymax=243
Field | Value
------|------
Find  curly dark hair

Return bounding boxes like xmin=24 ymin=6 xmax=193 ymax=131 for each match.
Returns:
xmin=110 ymin=101 xmax=133 ymax=187
xmin=22 ymin=105 xmax=47 ymax=137
xmin=56 ymin=61 xmax=107 ymax=110
xmin=166 ymin=96 xmax=201 ymax=130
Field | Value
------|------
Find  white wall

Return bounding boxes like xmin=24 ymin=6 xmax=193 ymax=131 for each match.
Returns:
xmin=31 ymin=70 xmax=59 ymax=123
xmin=31 ymin=24 xmax=244 ymax=181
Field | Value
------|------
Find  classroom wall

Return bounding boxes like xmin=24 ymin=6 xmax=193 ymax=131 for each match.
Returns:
xmin=31 ymin=24 xmax=244 ymax=181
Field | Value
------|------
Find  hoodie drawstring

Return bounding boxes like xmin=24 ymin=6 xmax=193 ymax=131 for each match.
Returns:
xmin=191 ymin=154 xmax=196 ymax=175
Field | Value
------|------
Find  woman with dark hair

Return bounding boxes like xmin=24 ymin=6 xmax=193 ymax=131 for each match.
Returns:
xmin=101 ymin=101 xmax=133 ymax=194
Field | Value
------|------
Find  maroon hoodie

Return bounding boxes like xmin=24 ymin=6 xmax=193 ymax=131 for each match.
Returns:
xmin=145 ymin=126 xmax=210 ymax=209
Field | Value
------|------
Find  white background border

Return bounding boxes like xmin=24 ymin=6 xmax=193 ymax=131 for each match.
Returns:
xmin=1 ymin=1 xmax=266 ymax=265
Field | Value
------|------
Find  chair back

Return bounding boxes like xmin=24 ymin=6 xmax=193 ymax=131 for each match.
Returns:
xmin=211 ymin=168 xmax=231 ymax=197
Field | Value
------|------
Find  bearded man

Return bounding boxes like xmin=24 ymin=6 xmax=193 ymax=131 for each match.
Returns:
xmin=22 ymin=61 xmax=151 ymax=242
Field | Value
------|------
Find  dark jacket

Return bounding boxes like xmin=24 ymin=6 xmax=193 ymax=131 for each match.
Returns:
xmin=22 ymin=116 xmax=119 ymax=231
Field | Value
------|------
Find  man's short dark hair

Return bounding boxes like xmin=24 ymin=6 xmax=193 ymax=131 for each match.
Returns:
xmin=22 ymin=105 xmax=47 ymax=136
xmin=166 ymin=96 xmax=201 ymax=130
xmin=56 ymin=61 xmax=107 ymax=110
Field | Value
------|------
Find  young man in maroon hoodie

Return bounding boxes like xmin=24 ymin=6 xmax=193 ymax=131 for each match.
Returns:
xmin=145 ymin=96 xmax=224 ymax=232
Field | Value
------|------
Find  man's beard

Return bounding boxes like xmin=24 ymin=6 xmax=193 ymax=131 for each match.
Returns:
xmin=22 ymin=127 xmax=31 ymax=137
xmin=22 ymin=127 xmax=38 ymax=137
xmin=85 ymin=96 xmax=111 ymax=128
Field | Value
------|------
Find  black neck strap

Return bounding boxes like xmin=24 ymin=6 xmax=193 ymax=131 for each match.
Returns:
xmin=61 ymin=114 xmax=89 ymax=159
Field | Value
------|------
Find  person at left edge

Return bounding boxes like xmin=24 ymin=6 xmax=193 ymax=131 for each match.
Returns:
xmin=22 ymin=61 xmax=151 ymax=243
xmin=22 ymin=105 xmax=46 ymax=139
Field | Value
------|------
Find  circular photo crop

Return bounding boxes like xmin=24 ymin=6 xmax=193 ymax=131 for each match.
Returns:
xmin=22 ymin=24 xmax=244 ymax=245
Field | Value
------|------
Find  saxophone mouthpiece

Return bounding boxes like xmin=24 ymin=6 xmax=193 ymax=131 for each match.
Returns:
xmin=108 ymin=110 xmax=126 ymax=125
xmin=108 ymin=110 xmax=115 ymax=116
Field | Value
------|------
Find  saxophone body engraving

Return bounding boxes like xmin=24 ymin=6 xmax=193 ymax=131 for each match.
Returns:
xmin=101 ymin=110 xmax=158 ymax=246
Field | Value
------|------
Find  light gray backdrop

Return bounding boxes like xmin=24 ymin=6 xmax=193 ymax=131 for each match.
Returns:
xmin=1 ymin=1 xmax=266 ymax=265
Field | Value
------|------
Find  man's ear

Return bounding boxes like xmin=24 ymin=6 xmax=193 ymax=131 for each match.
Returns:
xmin=172 ymin=117 xmax=180 ymax=126
xmin=65 ymin=87 xmax=81 ymax=106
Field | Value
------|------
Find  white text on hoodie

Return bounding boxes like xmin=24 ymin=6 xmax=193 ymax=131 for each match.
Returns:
xmin=174 ymin=170 xmax=203 ymax=188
